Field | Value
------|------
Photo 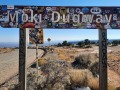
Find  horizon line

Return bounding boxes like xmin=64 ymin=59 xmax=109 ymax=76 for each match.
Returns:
xmin=0 ymin=38 xmax=120 ymax=43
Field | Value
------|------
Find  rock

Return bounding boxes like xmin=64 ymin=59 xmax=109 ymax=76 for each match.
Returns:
xmin=73 ymin=87 xmax=91 ymax=90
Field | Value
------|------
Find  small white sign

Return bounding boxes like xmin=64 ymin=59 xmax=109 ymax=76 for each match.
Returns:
xmin=7 ymin=6 xmax=14 ymax=9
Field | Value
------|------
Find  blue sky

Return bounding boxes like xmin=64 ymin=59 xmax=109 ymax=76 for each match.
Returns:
xmin=0 ymin=0 xmax=120 ymax=42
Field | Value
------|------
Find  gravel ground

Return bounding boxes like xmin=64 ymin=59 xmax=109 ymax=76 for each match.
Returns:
xmin=0 ymin=49 xmax=44 ymax=85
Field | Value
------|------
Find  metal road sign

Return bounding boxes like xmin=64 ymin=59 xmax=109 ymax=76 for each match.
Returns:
xmin=29 ymin=28 xmax=44 ymax=44
xmin=0 ymin=5 xmax=120 ymax=29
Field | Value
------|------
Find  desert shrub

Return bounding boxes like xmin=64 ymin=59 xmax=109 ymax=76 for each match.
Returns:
xmin=112 ymin=40 xmax=119 ymax=46
xmin=72 ymin=54 xmax=91 ymax=69
xmin=68 ymin=69 xmax=90 ymax=87
xmin=77 ymin=41 xmax=85 ymax=48
xmin=38 ymin=58 xmax=47 ymax=66
xmin=39 ymin=60 xmax=71 ymax=90
xmin=69 ymin=69 xmax=100 ymax=90
xmin=57 ymin=43 xmax=62 ymax=47
xmin=62 ymin=40 xmax=71 ymax=46
xmin=9 ymin=84 xmax=19 ymax=90
xmin=85 ymin=45 xmax=92 ymax=48
xmin=88 ymin=77 xmax=99 ymax=90
xmin=89 ymin=61 xmax=99 ymax=77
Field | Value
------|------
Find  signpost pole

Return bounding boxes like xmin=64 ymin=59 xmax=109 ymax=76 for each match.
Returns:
xmin=36 ymin=43 xmax=39 ymax=87
xmin=99 ymin=29 xmax=108 ymax=90
xmin=19 ymin=28 xmax=27 ymax=90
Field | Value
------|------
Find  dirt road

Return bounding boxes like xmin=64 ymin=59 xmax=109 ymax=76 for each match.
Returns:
xmin=0 ymin=49 xmax=44 ymax=85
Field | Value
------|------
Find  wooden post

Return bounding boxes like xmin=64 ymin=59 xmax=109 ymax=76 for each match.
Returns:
xmin=19 ymin=28 xmax=27 ymax=90
xmin=99 ymin=29 xmax=108 ymax=90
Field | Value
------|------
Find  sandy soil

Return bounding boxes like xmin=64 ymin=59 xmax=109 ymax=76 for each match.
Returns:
xmin=0 ymin=48 xmax=15 ymax=54
xmin=0 ymin=49 xmax=44 ymax=85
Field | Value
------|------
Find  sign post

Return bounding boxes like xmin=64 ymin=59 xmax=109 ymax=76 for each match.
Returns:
xmin=29 ymin=28 xmax=44 ymax=88
xmin=19 ymin=28 xmax=27 ymax=90
xmin=36 ymin=43 xmax=39 ymax=88
xmin=99 ymin=29 xmax=108 ymax=90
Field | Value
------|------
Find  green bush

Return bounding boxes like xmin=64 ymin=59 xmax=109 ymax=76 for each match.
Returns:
xmin=89 ymin=61 xmax=99 ymax=77
xmin=112 ymin=40 xmax=119 ymax=46
xmin=57 ymin=43 xmax=62 ymax=47
xmin=77 ymin=41 xmax=85 ymax=48
xmin=84 ymin=45 xmax=92 ymax=48
xmin=72 ymin=54 xmax=91 ymax=69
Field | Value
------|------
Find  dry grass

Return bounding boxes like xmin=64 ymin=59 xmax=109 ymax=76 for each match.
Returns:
xmin=88 ymin=77 xmax=99 ymax=90
xmin=54 ymin=47 xmax=99 ymax=62
xmin=68 ymin=69 xmax=88 ymax=87
xmin=68 ymin=69 xmax=91 ymax=86
xmin=108 ymin=83 xmax=116 ymax=90
xmin=55 ymin=48 xmax=78 ymax=61
xmin=108 ymin=51 xmax=120 ymax=61
xmin=68 ymin=69 xmax=99 ymax=90
xmin=0 ymin=48 xmax=14 ymax=54
xmin=68 ymin=69 xmax=117 ymax=90
xmin=58 ymin=54 xmax=71 ymax=61
xmin=38 ymin=58 xmax=47 ymax=66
